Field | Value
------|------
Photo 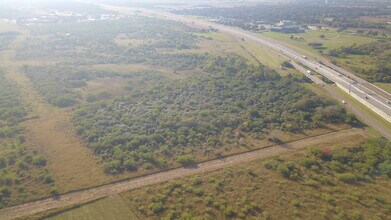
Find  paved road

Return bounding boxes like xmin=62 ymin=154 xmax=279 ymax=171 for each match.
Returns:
xmin=106 ymin=5 xmax=391 ymax=123
xmin=0 ymin=129 xmax=364 ymax=220
xmin=290 ymin=61 xmax=325 ymax=85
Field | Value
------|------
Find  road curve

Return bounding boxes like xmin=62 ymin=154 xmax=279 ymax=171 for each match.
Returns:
xmin=0 ymin=129 xmax=364 ymax=220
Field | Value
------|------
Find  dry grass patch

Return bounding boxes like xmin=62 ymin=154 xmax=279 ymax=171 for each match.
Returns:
xmin=3 ymin=66 xmax=115 ymax=193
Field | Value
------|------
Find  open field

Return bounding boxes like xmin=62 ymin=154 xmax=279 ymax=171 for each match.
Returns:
xmin=260 ymin=29 xmax=375 ymax=54
xmin=375 ymin=82 xmax=391 ymax=94
xmin=197 ymin=31 xmax=301 ymax=77
xmin=45 ymin=195 xmax=138 ymax=220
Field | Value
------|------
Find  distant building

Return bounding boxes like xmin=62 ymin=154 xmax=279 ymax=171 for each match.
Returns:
xmin=279 ymin=20 xmax=294 ymax=26
xmin=307 ymin=25 xmax=323 ymax=30
xmin=270 ymin=20 xmax=303 ymax=33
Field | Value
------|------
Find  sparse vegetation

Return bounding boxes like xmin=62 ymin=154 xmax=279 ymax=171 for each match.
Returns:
xmin=115 ymin=138 xmax=391 ymax=220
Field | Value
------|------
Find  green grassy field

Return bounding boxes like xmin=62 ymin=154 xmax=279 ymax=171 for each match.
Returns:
xmin=46 ymin=195 xmax=138 ymax=220
xmin=260 ymin=29 xmax=375 ymax=54
xmin=374 ymin=82 xmax=391 ymax=94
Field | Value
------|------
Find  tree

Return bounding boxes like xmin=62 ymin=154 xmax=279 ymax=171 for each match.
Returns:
xmin=281 ymin=61 xmax=294 ymax=68
xmin=177 ymin=154 xmax=196 ymax=166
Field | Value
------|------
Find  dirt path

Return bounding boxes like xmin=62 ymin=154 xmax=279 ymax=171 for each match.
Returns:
xmin=0 ymin=35 xmax=112 ymax=192
xmin=0 ymin=128 xmax=365 ymax=220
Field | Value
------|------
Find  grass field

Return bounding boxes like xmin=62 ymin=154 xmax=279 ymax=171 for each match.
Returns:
xmin=374 ymin=82 xmax=391 ymax=94
xmin=46 ymin=195 xmax=138 ymax=220
xmin=197 ymin=31 xmax=303 ymax=77
xmin=260 ymin=29 xmax=375 ymax=55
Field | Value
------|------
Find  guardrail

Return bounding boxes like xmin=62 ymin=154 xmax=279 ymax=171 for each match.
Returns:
xmin=336 ymin=83 xmax=391 ymax=123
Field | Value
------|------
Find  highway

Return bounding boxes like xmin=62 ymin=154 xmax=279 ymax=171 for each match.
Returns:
xmin=104 ymin=5 xmax=391 ymax=124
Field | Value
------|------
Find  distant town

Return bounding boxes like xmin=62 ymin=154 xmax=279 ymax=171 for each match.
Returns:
xmin=1 ymin=10 xmax=129 ymax=26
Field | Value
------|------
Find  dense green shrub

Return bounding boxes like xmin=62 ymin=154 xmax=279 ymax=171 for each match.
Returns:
xmin=73 ymin=56 xmax=350 ymax=174
xmin=177 ymin=155 xmax=196 ymax=167
xmin=268 ymin=138 xmax=391 ymax=185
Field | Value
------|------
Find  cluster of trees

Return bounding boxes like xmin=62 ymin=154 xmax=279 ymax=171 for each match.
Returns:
xmin=0 ymin=71 xmax=27 ymax=138
xmin=0 ymin=71 xmax=56 ymax=208
xmin=356 ymin=29 xmax=387 ymax=38
xmin=266 ymin=137 xmax=391 ymax=184
xmin=358 ymin=65 xmax=391 ymax=83
xmin=328 ymin=41 xmax=391 ymax=83
xmin=328 ymin=42 xmax=383 ymax=57
xmin=0 ymin=32 xmax=18 ymax=50
xmin=308 ymin=42 xmax=325 ymax=50
xmin=72 ymin=56 xmax=353 ymax=174
xmin=175 ymin=3 xmax=391 ymax=30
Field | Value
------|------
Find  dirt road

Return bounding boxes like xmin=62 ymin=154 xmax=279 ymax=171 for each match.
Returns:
xmin=0 ymin=128 xmax=364 ymax=220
